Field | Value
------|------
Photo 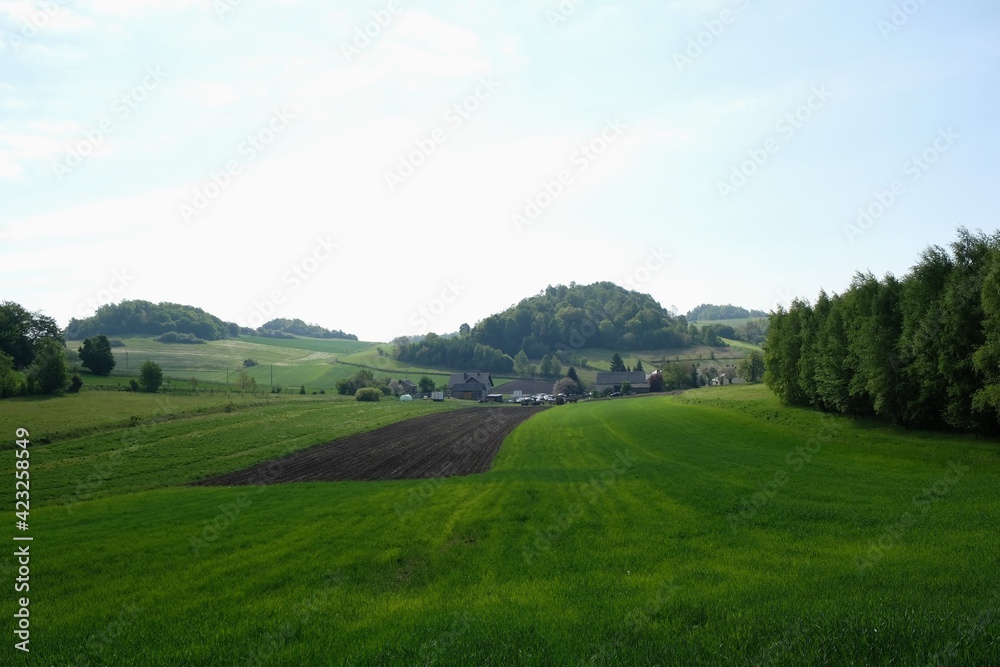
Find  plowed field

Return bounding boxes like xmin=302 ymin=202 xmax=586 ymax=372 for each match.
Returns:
xmin=193 ymin=406 xmax=545 ymax=485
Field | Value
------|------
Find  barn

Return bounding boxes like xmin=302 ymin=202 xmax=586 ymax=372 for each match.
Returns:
xmin=449 ymin=372 xmax=494 ymax=401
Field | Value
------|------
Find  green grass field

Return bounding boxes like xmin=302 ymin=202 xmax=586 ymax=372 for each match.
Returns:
xmin=65 ymin=336 xmax=456 ymax=392
xmin=5 ymin=384 xmax=998 ymax=664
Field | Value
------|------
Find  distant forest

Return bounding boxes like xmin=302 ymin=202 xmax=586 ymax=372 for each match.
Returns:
xmin=686 ymin=303 xmax=768 ymax=321
xmin=64 ymin=301 xmax=356 ymax=342
xmin=765 ymin=228 xmax=1000 ymax=434
xmin=394 ymin=282 xmax=730 ymax=372
xmin=65 ymin=301 xmax=234 ymax=341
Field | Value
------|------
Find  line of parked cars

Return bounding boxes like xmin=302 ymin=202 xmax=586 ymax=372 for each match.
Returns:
xmin=511 ymin=393 xmax=582 ymax=405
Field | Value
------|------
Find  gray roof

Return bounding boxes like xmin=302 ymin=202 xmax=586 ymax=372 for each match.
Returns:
xmin=448 ymin=372 xmax=494 ymax=387
xmin=595 ymin=371 xmax=649 ymax=385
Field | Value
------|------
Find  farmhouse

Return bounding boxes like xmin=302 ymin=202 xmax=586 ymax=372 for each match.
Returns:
xmin=399 ymin=379 xmax=418 ymax=396
xmin=595 ymin=371 xmax=650 ymax=394
xmin=449 ymin=372 xmax=494 ymax=401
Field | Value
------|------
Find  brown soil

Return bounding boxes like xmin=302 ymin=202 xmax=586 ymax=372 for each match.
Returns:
xmin=192 ymin=407 xmax=545 ymax=486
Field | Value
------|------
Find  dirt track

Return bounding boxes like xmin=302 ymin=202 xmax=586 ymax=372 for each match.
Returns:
xmin=193 ymin=406 xmax=545 ymax=486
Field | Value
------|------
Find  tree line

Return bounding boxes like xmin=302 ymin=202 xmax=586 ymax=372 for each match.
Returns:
xmin=65 ymin=300 xmax=358 ymax=342
xmin=686 ymin=303 xmax=768 ymax=322
xmin=764 ymin=228 xmax=1000 ymax=434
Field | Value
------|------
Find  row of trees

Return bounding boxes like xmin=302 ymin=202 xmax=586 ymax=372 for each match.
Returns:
xmin=336 ymin=370 xmax=440 ymax=397
xmin=764 ymin=228 xmax=1000 ymax=433
xmin=393 ymin=334 xmax=513 ymax=373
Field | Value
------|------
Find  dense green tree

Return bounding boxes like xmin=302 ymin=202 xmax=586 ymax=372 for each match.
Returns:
xmin=139 ymin=360 xmax=163 ymax=393
xmin=0 ymin=301 xmax=63 ymax=369
xmin=566 ymin=366 xmax=582 ymax=393
xmin=609 ymin=353 xmax=626 ymax=372
xmin=0 ymin=352 xmax=24 ymax=398
xmin=418 ymin=376 xmax=436 ymax=393
xmin=738 ymin=350 xmax=765 ymax=384
xmin=635 ymin=360 xmax=644 ymax=372
xmin=540 ymin=354 xmax=554 ymax=377
xmin=78 ymin=335 xmax=116 ymax=376
xmin=28 ymin=338 xmax=68 ymax=394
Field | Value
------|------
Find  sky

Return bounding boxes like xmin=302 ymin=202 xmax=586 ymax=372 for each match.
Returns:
xmin=1 ymin=0 xmax=998 ymax=342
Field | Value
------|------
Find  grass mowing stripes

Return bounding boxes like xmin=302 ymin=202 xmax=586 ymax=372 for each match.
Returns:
xmin=15 ymin=384 xmax=1000 ymax=664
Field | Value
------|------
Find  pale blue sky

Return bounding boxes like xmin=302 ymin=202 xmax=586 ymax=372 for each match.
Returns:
xmin=1 ymin=0 xmax=997 ymax=341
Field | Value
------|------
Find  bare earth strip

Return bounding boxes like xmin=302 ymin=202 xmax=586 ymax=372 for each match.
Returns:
xmin=193 ymin=407 xmax=546 ymax=485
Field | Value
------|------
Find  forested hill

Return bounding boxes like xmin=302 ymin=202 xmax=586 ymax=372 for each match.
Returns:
xmin=64 ymin=301 xmax=358 ymax=342
xmin=469 ymin=282 xmax=695 ymax=356
xmin=65 ymin=301 xmax=235 ymax=341
xmin=686 ymin=303 xmax=768 ymax=321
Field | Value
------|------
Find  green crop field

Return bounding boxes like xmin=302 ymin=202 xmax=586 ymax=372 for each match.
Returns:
xmin=5 ymin=383 xmax=998 ymax=664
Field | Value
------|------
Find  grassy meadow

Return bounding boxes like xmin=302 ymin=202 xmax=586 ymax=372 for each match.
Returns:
xmin=4 ymin=383 xmax=998 ymax=664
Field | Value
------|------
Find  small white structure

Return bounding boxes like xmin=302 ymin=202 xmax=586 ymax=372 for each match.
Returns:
xmin=399 ymin=394 xmax=413 ymax=401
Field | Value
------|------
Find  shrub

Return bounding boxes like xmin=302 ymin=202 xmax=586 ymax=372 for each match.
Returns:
xmin=68 ymin=374 xmax=83 ymax=393
xmin=299 ymin=385 xmax=306 ymax=395
xmin=154 ymin=331 xmax=206 ymax=344
xmin=243 ymin=359 xmax=258 ymax=368
xmin=129 ymin=379 xmax=140 ymax=392
xmin=355 ymin=387 xmax=381 ymax=402
xmin=139 ymin=360 xmax=163 ymax=393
